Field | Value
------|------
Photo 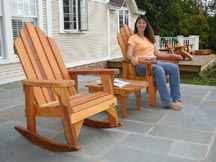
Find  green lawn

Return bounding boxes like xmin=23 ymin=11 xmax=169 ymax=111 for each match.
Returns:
xmin=180 ymin=62 xmax=216 ymax=86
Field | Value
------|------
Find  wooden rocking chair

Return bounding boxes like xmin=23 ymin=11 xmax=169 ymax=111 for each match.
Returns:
xmin=14 ymin=22 xmax=121 ymax=152
xmin=117 ymin=24 xmax=180 ymax=106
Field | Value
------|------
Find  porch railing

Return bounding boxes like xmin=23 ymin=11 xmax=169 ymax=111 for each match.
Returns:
xmin=155 ymin=35 xmax=200 ymax=51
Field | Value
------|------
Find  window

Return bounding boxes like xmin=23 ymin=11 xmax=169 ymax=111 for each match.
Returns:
xmin=119 ymin=9 xmax=129 ymax=28
xmin=62 ymin=0 xmax=88 ymax=32
xmin=0 ymin=0 xmax=40 ymax=62
xmin=11 ymin=0 xmax=37 ymax=40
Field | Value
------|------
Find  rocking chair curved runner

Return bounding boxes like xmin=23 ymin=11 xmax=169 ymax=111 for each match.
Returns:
xmin=14 ymin=23 xmax=122 ymax=152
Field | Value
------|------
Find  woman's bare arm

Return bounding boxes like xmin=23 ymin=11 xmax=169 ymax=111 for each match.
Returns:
xmin=127 ymin=44 xmax=139 ymax=65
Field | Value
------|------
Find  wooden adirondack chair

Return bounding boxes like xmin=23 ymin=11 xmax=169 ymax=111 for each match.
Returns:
xmin=172 ymin=37 xmax=194 ymax=55
xmin=161 ymin=37 xmax=193 ymax=61
xmin=14 ymin=22 xmax=122 ymax=152
xmin=117 ymin=24 xmax=180 ymax=107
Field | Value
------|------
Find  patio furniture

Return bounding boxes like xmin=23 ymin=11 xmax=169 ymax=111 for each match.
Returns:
xmin=161 ymin=37 xmax=193 ymax=61
xmin=194 ymin=49 xmax=211 ymax=55
xmin=172 ymin=37 xmax=194 ymax=55
xmin=117 ymin=24 xmax=180 ymax=107
xmin=13 ymin=22 xmax=122 ymax=152
xmin=86 ymin=79 xmax=148 ymax=118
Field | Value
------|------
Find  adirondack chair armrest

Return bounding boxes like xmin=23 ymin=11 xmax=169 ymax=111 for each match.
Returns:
xmin=68 ymin=69 xmax=119 ymax=91
xmin=138 ymin=59 xmax=157 ymax=77
xmin=138 ymin=59 xmax=157 ymax=65
xmin=68 ymin=69 xmax=119 ymax=75
xmin=22 ymin=79 xmax=75 ymax=88
xmin=122 ymin=59 xmax=129 ymax=63
xmin=156 ymin=57 xmax=180 ymax=64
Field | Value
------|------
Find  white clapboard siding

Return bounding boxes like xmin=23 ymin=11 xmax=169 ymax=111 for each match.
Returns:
xmin=51 ymin=1 xmax=109 ymax=66
xmin=0 ymin=63 xmax=25 ymax=84
xmin=109 ymin=10 xmax=122 ymax=58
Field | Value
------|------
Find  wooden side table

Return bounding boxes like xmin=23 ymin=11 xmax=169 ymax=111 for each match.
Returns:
xmin=85 ymin=79 xmax=148 ymax=118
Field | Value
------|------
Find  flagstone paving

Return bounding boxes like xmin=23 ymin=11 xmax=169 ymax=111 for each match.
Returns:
xmin=0 ymin=76 xmax=216 ymax=162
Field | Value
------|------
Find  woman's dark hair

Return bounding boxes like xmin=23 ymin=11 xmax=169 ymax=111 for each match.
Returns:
xmin=134 ymin=15 xmax=155 ymax=43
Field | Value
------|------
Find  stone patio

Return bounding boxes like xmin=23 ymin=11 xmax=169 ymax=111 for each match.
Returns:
xmin=0 ymin=75 xmax=216 ymax=162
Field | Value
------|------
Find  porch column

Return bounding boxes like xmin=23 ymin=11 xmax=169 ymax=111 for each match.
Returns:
xmin=177 ymin=35 xmax=184 ymax=45
xmin=189 ymin=35 xmax=199 ymax=50
xmin=155 ymin=35 xmax=160 ymax=49
xmin=2 ymin=0 xmax=14 ymax=61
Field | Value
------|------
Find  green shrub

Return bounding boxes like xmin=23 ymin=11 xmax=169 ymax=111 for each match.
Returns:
xmin=181 ymin=62 xmax=216 ymax=86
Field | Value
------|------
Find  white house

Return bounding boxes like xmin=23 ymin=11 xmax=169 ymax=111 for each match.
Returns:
xmin=0 ymin=0 xmax=145 ymax=84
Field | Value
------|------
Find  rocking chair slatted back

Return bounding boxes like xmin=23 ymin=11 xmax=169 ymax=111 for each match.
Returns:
xmin=14 ymin=22 xmax=121 ymax=152
xmin=15 ymin=23 xmax=76 ymax=105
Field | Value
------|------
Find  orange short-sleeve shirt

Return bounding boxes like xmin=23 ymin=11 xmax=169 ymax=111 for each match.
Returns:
xmin=128 ymin=34 xmax=156 ymax=59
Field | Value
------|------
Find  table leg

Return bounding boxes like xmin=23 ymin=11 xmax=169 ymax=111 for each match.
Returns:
xmin=135 ymin=90 xmax=141 ymax=110
xmin=117 ymin=95 xmax=129 ymax=119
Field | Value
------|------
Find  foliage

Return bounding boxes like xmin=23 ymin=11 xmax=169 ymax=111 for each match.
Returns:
xmin=180 ymin=61 xmax=216 ymax=86
xmin=135 ymin=0 xmax=215 ymax=51
xmin=182 ymin=13 xmax=209 ymax=48
xmin=208 ymin=15 xmax=216 ymax=53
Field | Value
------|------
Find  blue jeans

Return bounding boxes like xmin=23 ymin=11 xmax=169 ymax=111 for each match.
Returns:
xmin=136 ymin=61 xmax=181 ymax=107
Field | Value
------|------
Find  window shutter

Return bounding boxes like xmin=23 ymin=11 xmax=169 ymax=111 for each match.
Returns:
xmin=79 ymin=0 xmax=88 ymax=31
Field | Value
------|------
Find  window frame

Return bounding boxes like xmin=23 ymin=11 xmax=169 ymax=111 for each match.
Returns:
xmin=60 ymin=0 xmax=88 ymax=33
xmin=0 ymin=0 xmax=39 ymax=63
xmin=118 ymin=8 xmax=129 ymax=29
xmin=11 ymin=0 xmax=38 ymax=40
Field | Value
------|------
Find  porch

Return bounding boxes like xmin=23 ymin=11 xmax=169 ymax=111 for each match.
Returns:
xmin=107 ymin=54 xmax=216 ymax=77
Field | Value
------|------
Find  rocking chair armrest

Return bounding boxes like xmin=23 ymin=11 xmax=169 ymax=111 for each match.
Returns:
xmin=68 ymin=69 xmax=119 ymax=92
xmin=22 ymin=79 xmax=75 ymax=88
xmin=68 ymin=69 xmax=119 ymax=75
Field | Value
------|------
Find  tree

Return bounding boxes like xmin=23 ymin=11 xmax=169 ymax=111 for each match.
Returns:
xmin=135 ymin=0 xmax=213 ymax=50
xmin=136 ymin=0 xmax=187 ymax=36
xmin=208 ymin=14 xmax=216 ymax=52
xmin=182 ymin=13 xmax=209 ymax=48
